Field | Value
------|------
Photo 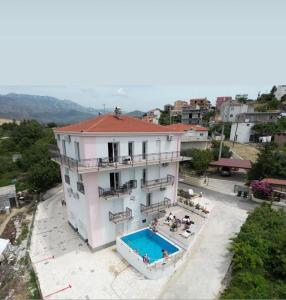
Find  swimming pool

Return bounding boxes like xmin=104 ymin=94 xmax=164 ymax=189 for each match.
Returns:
xmin=121 ymin=228 xmax=180 ymax=263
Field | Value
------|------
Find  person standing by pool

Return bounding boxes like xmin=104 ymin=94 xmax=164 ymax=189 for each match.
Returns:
xmin=162 ymin=249 xmax=169 ymax=259
xmin=143 ymin=253 xmax=150 ymax=264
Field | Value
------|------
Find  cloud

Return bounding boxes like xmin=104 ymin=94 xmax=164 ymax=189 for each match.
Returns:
xmin=113 ymin=87 xmax=128 ymax=97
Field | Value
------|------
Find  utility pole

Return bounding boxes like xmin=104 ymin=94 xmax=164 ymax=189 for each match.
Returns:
xmin=218 ymin=123 xmax=224 ymax=160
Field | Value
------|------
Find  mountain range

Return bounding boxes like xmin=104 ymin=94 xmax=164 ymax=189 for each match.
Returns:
xmin=0 ymin=93 xmax=109 ymax=124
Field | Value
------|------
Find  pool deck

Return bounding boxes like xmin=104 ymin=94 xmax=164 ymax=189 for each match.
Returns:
xmin=156 ymin=197 xmax=214 ymax=251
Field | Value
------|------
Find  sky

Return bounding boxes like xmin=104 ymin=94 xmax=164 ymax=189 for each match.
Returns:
xmin=0 ymin=0 xmax=285 ymax=111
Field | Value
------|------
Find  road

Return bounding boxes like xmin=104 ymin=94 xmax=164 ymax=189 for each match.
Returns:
xmin=160 ymin=182 xmax=256 ymax=299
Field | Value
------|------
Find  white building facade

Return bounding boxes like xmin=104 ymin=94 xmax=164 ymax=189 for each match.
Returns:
xmin=50 ymin=113 xmax=187 ymax=251
xmin=220 ymin=100 xmax=254 ymax=122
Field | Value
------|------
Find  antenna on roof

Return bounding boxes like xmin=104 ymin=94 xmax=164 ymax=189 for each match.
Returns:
xmin=114 ymin=106 xmax=122 ymax=119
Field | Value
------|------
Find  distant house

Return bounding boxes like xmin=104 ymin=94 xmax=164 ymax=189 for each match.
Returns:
xmin=181 ymin=106 xmax=208 ymax=125
xmin=216 ymin=96 xmax=232 ymax=111
xmin=165 ymin=123 xmax=209 ymax=150
xmin=274 ymin=85 xmax=286 ymax=100
xmin=220 ymin=100 xmax=254 ymax=123
xmin=143 ymin=108 xmax=161 ymax=124
xmin=174 ymin=100 xmax=188 ymax=111
xmin=164 ymin=104 xmax=174 ymax=112
xmin=230 ymin=112 xmax=281 ymax=144
xmin=189 ymin=98 xmax=211 ymax=110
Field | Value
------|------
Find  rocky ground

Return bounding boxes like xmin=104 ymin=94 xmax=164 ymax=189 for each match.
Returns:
xmin=0 ymin=204 xmax=40 ymax=300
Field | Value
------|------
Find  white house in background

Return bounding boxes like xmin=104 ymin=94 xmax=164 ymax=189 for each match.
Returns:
xmin=220 ymin=100 xmax=254 ymax=122
xmin=143 ymin=108 xmax=161 ymax=124
xmin=49 ymin=109 xmax=189 ymax=251
xmin=230 ymin=112 xmax=281 ymax=144
xmin=274 ymin=85 xmax=286 ymax=100
xmin=165 ymin=123 xmax=210 ymax=150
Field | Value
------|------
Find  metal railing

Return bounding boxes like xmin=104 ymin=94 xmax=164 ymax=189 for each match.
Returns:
xmin=109 ymin=207 xmax=132 ymax=224
xmin=98 ymin=180 xmax=137 ymax=198
xmin=140 ymin=197 xmax=171 ymax=214
xmin=48 ymin=144 xmax=187 ymax=172
xmin=141 ymin=175 xmax=174 ymax=190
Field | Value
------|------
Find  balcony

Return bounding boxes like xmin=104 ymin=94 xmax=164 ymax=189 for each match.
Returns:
xmin=48 ymin=144 xmax=191 ymax=174
xmin=98 ymin=180 xmax=137 ymax=199
xmin=140 ymin=197 xmax=171 ymax=215
xmin=141 ymin=175 xmax=174 ymax=192
xmin=109 ymin=207 xmax=133 ymax=224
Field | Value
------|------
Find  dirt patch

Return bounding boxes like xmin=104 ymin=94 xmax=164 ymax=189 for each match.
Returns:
xmin=225 ymin=141 xmax=260 ymax=162
xmin=0 ymin=208 xmax=40 ymax=300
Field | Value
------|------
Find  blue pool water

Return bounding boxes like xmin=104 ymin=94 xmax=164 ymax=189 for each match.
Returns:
xmin=121 ymin=229 xmax=179 ymax=263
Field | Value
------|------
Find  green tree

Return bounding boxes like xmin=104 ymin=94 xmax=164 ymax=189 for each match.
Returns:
xmin=247 ymin=144 xmax=286 ymax=181
xmin=211 ymin=140 xmax=232 ymax=160
xmin=27 ymin=160 xmax=61 ymax=192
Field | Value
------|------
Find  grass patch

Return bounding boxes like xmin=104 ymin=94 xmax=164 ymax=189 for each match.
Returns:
xmin=16 ymin=223 xmax=29 ymax=245
xmin=27 ymin=269 xmax=41 ymax=299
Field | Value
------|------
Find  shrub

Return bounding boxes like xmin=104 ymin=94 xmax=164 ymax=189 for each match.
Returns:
xmin=250 ymin=180 xmax=272 ymax=200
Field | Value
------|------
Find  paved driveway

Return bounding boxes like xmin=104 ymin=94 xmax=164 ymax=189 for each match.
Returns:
xmin=160 ymin=183 xmax=256 ymax=299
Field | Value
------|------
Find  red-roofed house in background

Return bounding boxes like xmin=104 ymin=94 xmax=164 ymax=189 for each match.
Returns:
xmin=48 ymin=107 xmax=190 ymax=251
xmin=165 ymin=123 xmax=210 ymax=150
xmin=142 ymin=108 xmax=161 ymax=124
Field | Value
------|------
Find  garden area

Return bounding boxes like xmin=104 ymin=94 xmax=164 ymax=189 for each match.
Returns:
xmin=221 ymin=204 xmax=286 ymax=299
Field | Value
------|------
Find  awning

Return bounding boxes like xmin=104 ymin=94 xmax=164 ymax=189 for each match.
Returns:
xmin=209 ymin=158 xmax=252 ymax=169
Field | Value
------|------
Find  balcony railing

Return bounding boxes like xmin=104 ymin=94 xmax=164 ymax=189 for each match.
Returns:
xmin=48 ymin=144 xmax=190 ymax=172
xmin=98 ymin=180 xmax=137 ymax=199
xmin=109 ymin=207 xmax=132 ymax=224
xmin=140 ymin=197 xmax=171 ymax=214
xmin=141 ymin=175 xmax=174 ymax=191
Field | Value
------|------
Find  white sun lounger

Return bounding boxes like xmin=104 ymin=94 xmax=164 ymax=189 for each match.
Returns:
xmin=180 ymin=230 xmax=194 ymax=239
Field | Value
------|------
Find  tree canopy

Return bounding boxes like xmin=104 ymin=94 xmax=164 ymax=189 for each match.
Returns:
xmin=221 ymin=204 xmax=286 ymax=299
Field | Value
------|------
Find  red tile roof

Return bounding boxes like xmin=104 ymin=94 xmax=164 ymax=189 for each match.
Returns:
xmin=209 ymin=158 xmax=252 ymax=169
xmin=55 ymin=114 xmax=182 ymax=134
xmin=164 ymin=123 xmax=208 ymax=132
xmin=261 ymin=178 xmax=286 ymax=186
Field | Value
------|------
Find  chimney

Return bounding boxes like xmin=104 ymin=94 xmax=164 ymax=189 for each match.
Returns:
xmin=114 ymin=106 xmax=122 ymax=118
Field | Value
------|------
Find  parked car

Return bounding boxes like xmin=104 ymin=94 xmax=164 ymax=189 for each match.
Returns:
xmin=220 ymin=166 xmax=231 ymax=176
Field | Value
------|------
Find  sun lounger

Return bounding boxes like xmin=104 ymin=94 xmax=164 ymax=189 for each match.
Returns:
xmin=180 ymin=230 xmax=194 ymax=238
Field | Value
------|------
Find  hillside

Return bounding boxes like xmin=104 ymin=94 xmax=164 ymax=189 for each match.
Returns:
xmin=126 ymin=110 xmax=145 ymax=118
xmin=0 ymin=93 xmax=103 ymax=124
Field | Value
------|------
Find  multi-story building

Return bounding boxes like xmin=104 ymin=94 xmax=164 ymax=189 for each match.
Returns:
xmin=174 ymin=100 xmax=188 ymax=111
xmin=215 ymin=96 xmax=232 ymax=111
xmin=220 ymin=100 xmax=254 ymax=123
xmin=181 ymin=106 xmax=207 ymax=125
xmin=164 ymin=104 xmax=174 ymax=112
xmin=49 ymin=109 xmax=188 ymax=251
xmin=189 ymin=98 xmax=211 ymax=110
xmin=230 ymin=112 xmax=281 ymax=144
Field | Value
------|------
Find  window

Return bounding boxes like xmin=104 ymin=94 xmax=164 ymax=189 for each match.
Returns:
xmin=230 ymin=114 xmax=233 ymax=118
xmin=74 ymin=142 xmax=80 ymax=161
xmin=108 ymin=142 xmax=119 ymax=163
xmin=62 ymin=140 xmax=66 ymax=155
xmin=128 ymin=142 xmax=134 ymax=158
xmin=142 ymin=169 xmax=147 ymax=185
xmin=142 ymin=141 xmax=147 ymax=159
xmin=77 ymin=173 xmax=83 ymax=182
xmin=65 ymin=167 xmax=69 ymax=175
xmin=200 ymin=133 xmax=204 ymax=136
xmin=146 ymin=193 xmax=151 ymax=206
xmin=57 ymin=134 xmax=60 ymax=141
xmin=110 ymin=172 xmax=120 ymax=190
